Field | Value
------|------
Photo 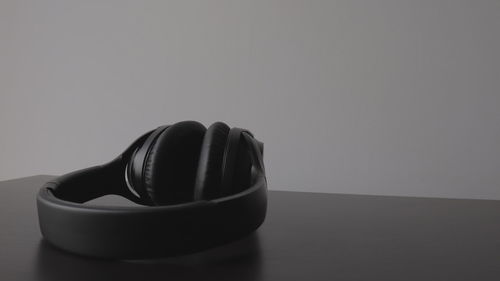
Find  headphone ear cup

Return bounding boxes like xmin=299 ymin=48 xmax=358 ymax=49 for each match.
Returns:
xmin=143 ymin=121 xmax=206 ymax=205
xmin=227 ymin=134 xmax=252 ymax=195
xmin=193 ymin=122 xmax=230 ymax=200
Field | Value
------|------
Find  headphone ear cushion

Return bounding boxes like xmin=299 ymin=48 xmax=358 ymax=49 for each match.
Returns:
xmin=193 ymin=122 xmax=230 ymax=200
xmin=226 ymin=135 xmax=252 ymax=195
xmin=143 ymin=121 xmax=206 ymax=205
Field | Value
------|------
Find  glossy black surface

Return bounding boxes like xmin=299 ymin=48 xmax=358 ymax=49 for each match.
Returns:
xmin=1 ymin=176 xmax=499 ymax=280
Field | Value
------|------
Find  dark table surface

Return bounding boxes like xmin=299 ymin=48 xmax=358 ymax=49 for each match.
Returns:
xmin=1 ymin=175 xmax=499 ymax=281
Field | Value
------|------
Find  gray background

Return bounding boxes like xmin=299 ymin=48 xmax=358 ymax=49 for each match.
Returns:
xmin=1 ymin=0 xmax=499 ymax=199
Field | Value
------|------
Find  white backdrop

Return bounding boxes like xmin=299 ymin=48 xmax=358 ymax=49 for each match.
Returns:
xmin=1 ymin=0 xmax=499 ymax=199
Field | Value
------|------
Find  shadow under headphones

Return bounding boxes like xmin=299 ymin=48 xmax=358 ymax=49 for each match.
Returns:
xmin=36 ymin=121 xmax=267 ymax=259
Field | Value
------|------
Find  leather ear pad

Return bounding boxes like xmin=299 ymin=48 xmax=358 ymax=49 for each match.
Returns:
xmin=193 ymin=122 xmax=230 ymax=200
xmin=143 ymin=121 xmax=206 ymax=205
xmin=228 ymin=136 xmax=252 ymax=195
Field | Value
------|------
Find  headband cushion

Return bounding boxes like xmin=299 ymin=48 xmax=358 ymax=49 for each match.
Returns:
xmin=143 ymin=121 xmax=206 ymax=205
xmin=193 ymin=122 xmax=230 ymax=200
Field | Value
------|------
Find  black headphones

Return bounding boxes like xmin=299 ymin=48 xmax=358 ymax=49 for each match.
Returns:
xmin=37 ymin=121 xmax=267 ymax=259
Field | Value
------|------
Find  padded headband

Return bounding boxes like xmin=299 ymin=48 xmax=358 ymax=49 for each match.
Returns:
xmin=37 ymin=128 xmax=266 ymax=259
